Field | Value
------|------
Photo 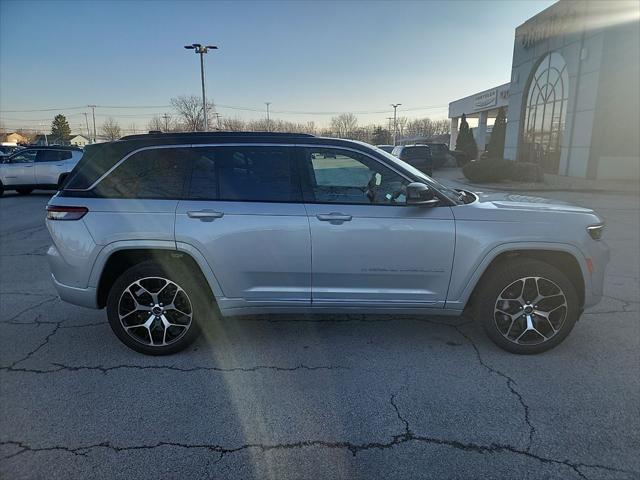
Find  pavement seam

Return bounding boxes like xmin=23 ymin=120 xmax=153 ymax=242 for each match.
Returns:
xmin=454 ymin=325 xmax=536 ymax=453
xmin=1 ymin=395 xmax=635 ymax=480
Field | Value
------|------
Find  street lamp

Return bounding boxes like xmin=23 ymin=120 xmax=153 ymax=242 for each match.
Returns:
xmin=391 ymin=103 xmax=402 ymax=145
xmin=184 ymin=43 xmax=218 ymax=132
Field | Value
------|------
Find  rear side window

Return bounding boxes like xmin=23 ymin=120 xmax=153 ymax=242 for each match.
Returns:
xmin=36 ymin=150 xmax=72 ymax=162
xmin=187 ymin=146 xmax=300 ymax=202
xmin=93 ymin=148 xmax=190 ymax=199
xmin=401 ymin=146 xmax=430 ymax=160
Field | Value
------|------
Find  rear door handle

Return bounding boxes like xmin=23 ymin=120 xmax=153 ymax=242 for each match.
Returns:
xmin=187 ymin=210 xmax=224 ymax=221
xmin=316 ymin=213 xmax=352 ymax=223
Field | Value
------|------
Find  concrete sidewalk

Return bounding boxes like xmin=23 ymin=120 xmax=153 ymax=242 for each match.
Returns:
xmin=434 ymin=167 xmax=640 ymax=195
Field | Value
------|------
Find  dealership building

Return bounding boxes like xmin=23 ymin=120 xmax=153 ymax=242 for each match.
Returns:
xmin=449 ymin=0 xmax=639 ymax=180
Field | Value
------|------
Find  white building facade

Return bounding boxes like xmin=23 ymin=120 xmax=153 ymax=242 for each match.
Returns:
xmin=450 ymin=0 xmax=640 ymax=180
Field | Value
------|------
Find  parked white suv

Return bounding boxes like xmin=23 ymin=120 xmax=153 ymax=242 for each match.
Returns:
xmin=0 ymin=146 xmax=83 ymax=196
xmin=46 ymin=132 xmax=609 ymax=355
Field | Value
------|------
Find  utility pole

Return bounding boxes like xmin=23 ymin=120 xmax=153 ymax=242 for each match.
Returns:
xmin=265 ymin=102 xmax=271 ymax=131
xmin=184 ymin=43 xmax=218 ymax=132
xmin=391 ymin=104 xmax=401 ymax=145
xmin=83 ymin=113 xmax=91 ymax=138
xmin=386 ymin=117 xmax=394 ymax=141
xmin=87 ymin=105 xmax=97 ymax=142
xmin=162 ymin=113 xmax=170 ymax=132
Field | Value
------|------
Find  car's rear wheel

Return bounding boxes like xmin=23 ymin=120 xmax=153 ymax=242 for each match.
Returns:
xmin=473 ymin=258 xmax=579 ymax=354
xmin=0 ymin=182 xmax=4 ymax=197
xmin=16 ymin=188 xmax=34 ymax=195
xmin=106 ymin=261 xmax=207 ymax=355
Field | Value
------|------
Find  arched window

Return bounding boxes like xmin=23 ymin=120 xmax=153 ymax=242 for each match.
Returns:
xmin=521 ymin=52 xmax=569 ymax=173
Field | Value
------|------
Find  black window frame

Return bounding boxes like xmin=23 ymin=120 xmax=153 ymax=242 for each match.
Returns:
xmin=8 ymin=149 xmax=36 ymax=164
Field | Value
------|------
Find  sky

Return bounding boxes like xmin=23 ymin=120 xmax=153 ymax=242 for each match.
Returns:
xmin=0 ymin=0 xmax=555 ymax=134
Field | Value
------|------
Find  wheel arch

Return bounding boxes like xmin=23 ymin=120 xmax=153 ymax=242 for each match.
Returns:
xmin=95 ymin=245 xmax=223 ymax=309
xmin=453 ymin=243 xmax=588 ymax=313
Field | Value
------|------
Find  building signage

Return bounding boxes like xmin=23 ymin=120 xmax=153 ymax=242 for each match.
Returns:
xmin=518 ymin=4 xmax=578 ymax=49
xmin=473 ymin=89 xmax=497 ymax=109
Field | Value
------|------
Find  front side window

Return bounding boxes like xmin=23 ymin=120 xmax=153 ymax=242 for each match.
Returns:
xmin=302 ymin=148 xmax=408 ymax=205
xmin=93 ymin=148 xmax=191 ymax=199
xmin=9 ymin=150 xmax=36 ymax=163
xmin=187 ymin=146 xmax=300 ymax=203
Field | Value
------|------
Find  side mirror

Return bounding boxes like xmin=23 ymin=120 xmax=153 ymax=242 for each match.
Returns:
xmin=406 ymin=182 xmax=439 ymax=206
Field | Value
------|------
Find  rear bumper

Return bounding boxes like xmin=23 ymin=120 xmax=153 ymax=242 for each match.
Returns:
xmin=51 ymin=273 xmax=98 ymax=309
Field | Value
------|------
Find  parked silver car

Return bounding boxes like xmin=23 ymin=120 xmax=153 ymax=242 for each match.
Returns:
xmin=45 ymin=132 xmax=609 ymax=355
xmin=0 ymin=146 xmax=83 ymax=196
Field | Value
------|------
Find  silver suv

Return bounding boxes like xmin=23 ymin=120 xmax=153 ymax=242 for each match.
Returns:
xmin=46 ymin=132 xmax=609 ymax=355
xmin=0 ymin=146 xmax=83 ymax=196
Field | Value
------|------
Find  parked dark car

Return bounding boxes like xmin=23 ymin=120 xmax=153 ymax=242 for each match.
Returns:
xmin=375 ymin=144 xmax=395 ymax=153
xmin=427 ymin=143 xmax=458 ymax=168
xmin=391 ymin=144 xmax=433 ymax=176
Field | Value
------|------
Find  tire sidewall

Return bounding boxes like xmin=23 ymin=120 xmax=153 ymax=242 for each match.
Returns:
xmin=106 ymin=261 xmax=207 ymax=355
xmin=475 ymin=258 xmax=580 ymax=354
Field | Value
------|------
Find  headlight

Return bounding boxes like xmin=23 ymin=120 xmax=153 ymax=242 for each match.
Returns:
xmin=587 ymin=224 xmax=605 ymax=240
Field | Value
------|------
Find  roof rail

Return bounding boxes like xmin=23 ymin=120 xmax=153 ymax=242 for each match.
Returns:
xmin=120 ymin=131 xmax=315 ymax=141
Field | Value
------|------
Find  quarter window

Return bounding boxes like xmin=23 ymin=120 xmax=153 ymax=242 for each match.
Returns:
xmin=93 ymin=148 xmax=190 ymax=199
xmin=36 ymin=150 xmax=72 ymax=162
xmin=303 ymin=148 xmax=408 ymax=205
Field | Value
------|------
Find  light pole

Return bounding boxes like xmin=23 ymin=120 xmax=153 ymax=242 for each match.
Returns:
xmin=265 ymin=102 xmax=271 ymax=131
xmin=87 ymin=105 xmax=97 ymax=142
xmin=184 ymin=43 xmax=218 ymax=132
xmin=391 ymin=104 xmax=401 ymax=145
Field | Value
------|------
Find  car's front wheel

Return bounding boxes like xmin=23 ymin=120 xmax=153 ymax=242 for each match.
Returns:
xmin=474 ymin=258 xmax=579 ymax=354
xmin=106 ymin=261 xmax=206 ymax=355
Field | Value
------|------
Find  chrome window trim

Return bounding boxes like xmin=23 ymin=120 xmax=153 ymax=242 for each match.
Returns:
xmin=70 ymin=142 xmax=417 ymax=193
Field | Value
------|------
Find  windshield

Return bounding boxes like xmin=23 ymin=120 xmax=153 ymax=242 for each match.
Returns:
xmin=370 ymin=145 xmax=463 ymax=204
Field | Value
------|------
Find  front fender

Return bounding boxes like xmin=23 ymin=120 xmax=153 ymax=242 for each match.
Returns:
xmin=445 ymin=241 xmax=590 ymax=310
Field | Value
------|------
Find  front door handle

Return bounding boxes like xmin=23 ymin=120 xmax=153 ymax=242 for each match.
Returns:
xmin=187 ymin=210 xmax=224 ymax=221
xmin=316 ymin=212 xmax=352 ymax=223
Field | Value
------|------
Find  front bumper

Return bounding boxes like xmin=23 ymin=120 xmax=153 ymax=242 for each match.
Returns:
xmin=583 ymin=239 xmax=610 ymax=308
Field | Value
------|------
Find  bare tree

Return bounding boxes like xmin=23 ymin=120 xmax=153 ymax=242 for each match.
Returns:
xmin=102 ymin=117 xmax=121 ymax=141
xmin=170 ymin=95 xmax=215 ymax=132
xmin=221 ymin=117 xmax=245 ymax=132
xmin=330 ymin=113 xmax=358 ymax=138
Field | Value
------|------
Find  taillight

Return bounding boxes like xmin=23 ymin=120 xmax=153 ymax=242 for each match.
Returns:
xmin=46 ymin=205 xmax=88 ymax=221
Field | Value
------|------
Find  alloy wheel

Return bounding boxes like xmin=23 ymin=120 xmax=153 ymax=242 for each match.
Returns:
xmin=493 ymin=276 xmax=568 ymax=345
xmin=118 ymin=277 xmax=193 ymax=347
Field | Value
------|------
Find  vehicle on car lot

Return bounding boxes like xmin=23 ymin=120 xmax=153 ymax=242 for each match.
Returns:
xmin=427 ymin=143 xmax=458 ymax=168
xmin=391 ymin=144 xmax=433 ymax=176
xmin=375 ymin=144 xmax=395 ymax=153
xmin=0 ymin=145 xmax=83 ymax=196
xmin=46 ymin=132 xmax=608 ymax=355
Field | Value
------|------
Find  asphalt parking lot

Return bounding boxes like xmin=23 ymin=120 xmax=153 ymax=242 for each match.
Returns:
xmin=1 ymin=187 xmax=638 ymax=480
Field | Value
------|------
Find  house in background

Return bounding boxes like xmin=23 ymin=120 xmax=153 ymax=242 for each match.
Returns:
xmin=69 ymin=134 xmax=91 ymax=147
xmin=1 ymin=132 xmax=29 ymax=145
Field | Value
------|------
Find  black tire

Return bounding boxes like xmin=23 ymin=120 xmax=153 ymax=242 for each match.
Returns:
xmin=473 ymin=258 xmax=579 ymax=354
xmin=0 ymin=182 xmax=4 ymax=197
xmin=106 ymin=260 xmax=211 ymax=355
xmin=16 ymin=188 xmax=34 ymax=195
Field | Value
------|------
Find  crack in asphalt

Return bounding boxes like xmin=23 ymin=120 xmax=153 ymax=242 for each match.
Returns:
xmin=5 ymin=322 xmax=61 ymax=370
xmin=1 ymin=297 xmax=58 ymax=324
xmin=1 ymin=395 xmax=635 ymax=480
xmin=600 ymin=294 xmax=639 ymax=312
xmin=1 ymin=362 xmax=348 ymax=375
xmin=454 ymin=326 xmax=536 ymax=453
